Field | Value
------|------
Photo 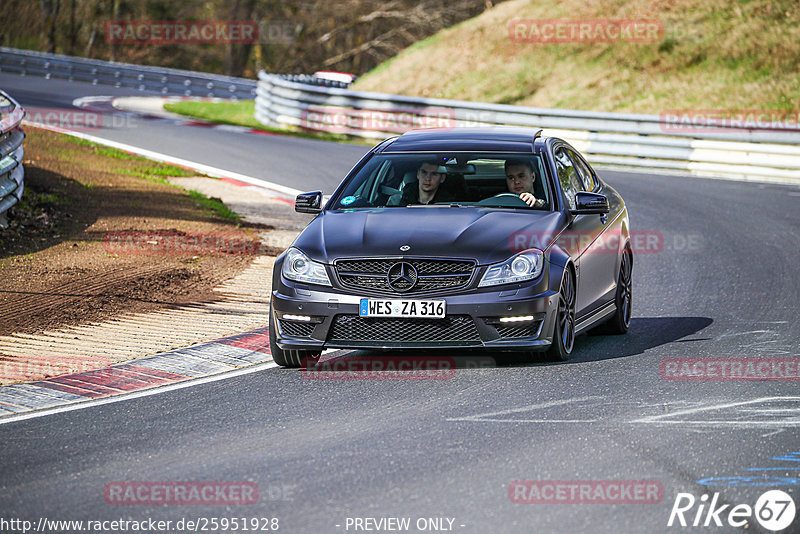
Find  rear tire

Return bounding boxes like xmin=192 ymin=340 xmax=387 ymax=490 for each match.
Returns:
xmin=269 ymin=306 xmax=321 ymax=368
xmin=593 ymin=249 xmax=632 ymax=335
xmin=546 ymin=269 xmax=576 ymax=362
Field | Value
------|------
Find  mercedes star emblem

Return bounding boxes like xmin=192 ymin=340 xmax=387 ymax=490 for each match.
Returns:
xmin=387 ymin=262 xmax=418 ymax=292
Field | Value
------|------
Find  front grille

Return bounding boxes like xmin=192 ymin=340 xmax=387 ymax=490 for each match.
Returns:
xmin=278 ymin=319 xmax=315 ymax=338
xmin=495 ymin=321 xmax=543 ymax=339
xmin=335 ymin=258 xmax=475 ymax=295
xmin=328 ymin=315 xmax=481 ymax=344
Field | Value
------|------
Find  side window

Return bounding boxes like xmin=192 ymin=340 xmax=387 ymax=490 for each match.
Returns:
xmin=568 ymin=149 xmax=596 ymax=191
xmin=554 ymin=148 xmax=583 ymax=210
xmin=356 ymin=160 xmax=392 ymax=204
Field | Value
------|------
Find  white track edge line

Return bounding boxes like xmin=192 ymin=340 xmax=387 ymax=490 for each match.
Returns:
xmin=22 ymin=121 xmax=302 ymax=198
xmin=0 ymin=360 xmax=280 ymax=426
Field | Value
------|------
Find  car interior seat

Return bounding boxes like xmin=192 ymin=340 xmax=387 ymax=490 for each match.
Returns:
xmin=442 ymin=173 xmax=468 ymax=201
xmin=386 ymin=170 xmax=418 ymax=206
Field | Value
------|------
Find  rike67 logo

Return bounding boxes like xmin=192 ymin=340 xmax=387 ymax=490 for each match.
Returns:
xmin=668 ymin=490 xmax=796 ymax=530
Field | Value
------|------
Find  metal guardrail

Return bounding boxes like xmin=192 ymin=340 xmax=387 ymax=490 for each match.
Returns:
xmin=0 ymin=47 xmax=257 ymax=99
xmin=0 ymin=90 xmax=25 ymax=227
xmin=0 ymin=47 xmax=350 ymax=99
xmin=255 ymin=71 xmax=800 ymax=181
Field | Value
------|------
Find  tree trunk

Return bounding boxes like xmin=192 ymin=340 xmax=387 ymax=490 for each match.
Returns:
xmin=224 ymin=0 xmax=257 ymax=77
xmin=40 ymin=0 xmax=60 ymax=52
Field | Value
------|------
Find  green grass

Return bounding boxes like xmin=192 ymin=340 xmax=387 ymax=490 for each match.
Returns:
xmin=116 ymin=165 xmax=240 ymax=222
xmin=64 ymin=137 xmax=150 ymax=162
xmin=62 ymin=134 xmax=240 ymax=222
xmin=37 ymin=192 xmax=69 ymax=205
xmin=352 ymin=0 xmax=800 ymax=114
xmin=163 ymin=100 xmax=370 ymax=145
xmin=95 ymin=146 xmax=143 ymax=161
xmin=186 ymin=190 xmax=240 ymax=221
xmin=12 ymin=189 xmax=71 ymax=211
xmin=165 ymin=100 xmax=264 ymax=129
xmin=115 ymin=166 xmax=192 ymax=182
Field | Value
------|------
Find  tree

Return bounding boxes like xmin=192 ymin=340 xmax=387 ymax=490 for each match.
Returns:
xmin=40 ymin=0 xmax=61 ymax=53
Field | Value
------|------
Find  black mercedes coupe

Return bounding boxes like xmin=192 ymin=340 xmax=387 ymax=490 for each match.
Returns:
xmin=269 ymin=127 xmax=632 ymax=367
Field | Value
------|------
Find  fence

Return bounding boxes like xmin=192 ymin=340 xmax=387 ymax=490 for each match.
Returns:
xmin=255 ymin=72 xmax=800 ymax=182
xmin=0 ymin=47 xmax=350 ymax=100
xmin=0 ymin=90 xmax=25 ymax=226
xmin=0 ymin=46 xmax=257 ymax=99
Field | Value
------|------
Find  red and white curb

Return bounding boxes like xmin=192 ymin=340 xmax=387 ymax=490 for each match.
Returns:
xmin=0 ymin=328 xmax=276 ymax=423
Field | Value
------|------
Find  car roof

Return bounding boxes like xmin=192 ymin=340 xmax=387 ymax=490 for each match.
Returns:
xmin=379 ymin=127 xmax=544 ymax=154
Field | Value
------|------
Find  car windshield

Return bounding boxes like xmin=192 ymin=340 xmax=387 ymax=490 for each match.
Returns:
xmin=329 ymin=153 xmax=551 ymax=210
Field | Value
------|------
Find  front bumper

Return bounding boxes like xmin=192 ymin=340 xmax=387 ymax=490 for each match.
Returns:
xmin=271 ymin=270 xmax=560 ymax=352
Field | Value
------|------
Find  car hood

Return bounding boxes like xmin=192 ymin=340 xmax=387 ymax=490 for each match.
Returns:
xmin=293 ymin=207 xmax=566 ymax=265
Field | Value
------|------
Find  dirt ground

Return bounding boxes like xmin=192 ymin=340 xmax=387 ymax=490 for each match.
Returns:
xmin=0 ymin=127 xmax=266 ymax=337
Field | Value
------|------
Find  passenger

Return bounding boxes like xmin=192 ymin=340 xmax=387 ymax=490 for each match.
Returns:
xmin=400 ymin=160 xmax=454 ymax=205
xmin=505 ymin=158 xmax=546 ymax=208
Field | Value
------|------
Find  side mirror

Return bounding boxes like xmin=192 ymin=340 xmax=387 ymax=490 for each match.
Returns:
xmin=295 ymin=191 xmax=323 ymax=214
xmin=571 ymin=192 xmax=609 ymax=215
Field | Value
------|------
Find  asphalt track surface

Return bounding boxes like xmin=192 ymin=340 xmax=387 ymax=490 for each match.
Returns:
xmin=2 ymin=73 xmax=800 ymax=533
xmin=0 ymin=73 xmax=368 ymax=193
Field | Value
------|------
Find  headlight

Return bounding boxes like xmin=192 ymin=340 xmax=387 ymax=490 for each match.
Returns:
xmin=282 ymin=248 xmax=331 ymax=286
xmin=479 ymin=250 xmax=544 ymax=287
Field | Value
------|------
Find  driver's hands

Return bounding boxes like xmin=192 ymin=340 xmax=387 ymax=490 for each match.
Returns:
xmin=520 ymin=192 xmax=544 ymax=208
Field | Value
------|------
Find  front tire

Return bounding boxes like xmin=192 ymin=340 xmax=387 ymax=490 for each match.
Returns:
xmin=269 ymin=305 xmax=321 ymax=368
xmin=593 ymin=248 xmax=632 ymax=335
xmin=546 ymin=269 xmax=576 ymax=362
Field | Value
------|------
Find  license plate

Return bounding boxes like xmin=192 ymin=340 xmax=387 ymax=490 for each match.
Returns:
xmin=359 ymin=298 xmax=446 ymax=318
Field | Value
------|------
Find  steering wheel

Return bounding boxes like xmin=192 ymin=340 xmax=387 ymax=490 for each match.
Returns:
xmin=476 ymin=193 xmax=530 ymax=207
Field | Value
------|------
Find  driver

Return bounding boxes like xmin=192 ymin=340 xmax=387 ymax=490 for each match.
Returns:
xmin=400 ymin=160 xmax=454 ymax=205
xmin=505 ymin=158 xmax=546 ymax=208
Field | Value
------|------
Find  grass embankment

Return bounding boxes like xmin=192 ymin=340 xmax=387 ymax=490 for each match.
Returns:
xmin=0 ymin=127 xmax=261 ymax=336
xmin=162 ymin=0 xmax=798 ymax=132
xmin=65 ymin=137 xmax=240 ymax=221
xmin=352 ymin=0 xmax=800 ymax=113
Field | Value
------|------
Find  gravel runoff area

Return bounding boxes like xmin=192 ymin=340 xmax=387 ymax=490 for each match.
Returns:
xmin=0 ymin=128 xmax=311 ymax=385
